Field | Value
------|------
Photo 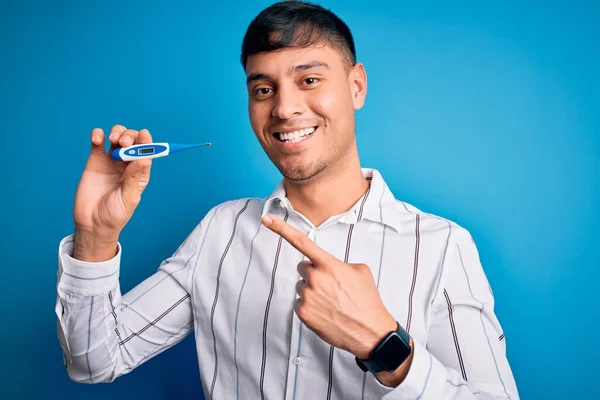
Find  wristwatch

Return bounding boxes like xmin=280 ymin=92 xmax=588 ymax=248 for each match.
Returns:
xmin=355 ymin=321 xmax=412 ymax=373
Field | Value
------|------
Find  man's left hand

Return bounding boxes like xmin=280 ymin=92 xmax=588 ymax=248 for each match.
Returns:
xmin=261 ymin=214 xmax=398 ymax=360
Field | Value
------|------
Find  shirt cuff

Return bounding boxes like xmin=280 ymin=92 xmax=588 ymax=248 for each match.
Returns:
xmin=372 ymin=339 xmax=446 ymax=399
xmin=57 ymin=234 xmax=121 ymax=297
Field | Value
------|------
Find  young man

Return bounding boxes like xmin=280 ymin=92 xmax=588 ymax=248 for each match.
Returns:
xmin=56 ymin=1 xmax=519 ymax=399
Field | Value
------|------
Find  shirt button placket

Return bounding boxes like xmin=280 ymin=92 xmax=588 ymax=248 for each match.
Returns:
xmin=292 ymin=229 xmax=314 ymax=371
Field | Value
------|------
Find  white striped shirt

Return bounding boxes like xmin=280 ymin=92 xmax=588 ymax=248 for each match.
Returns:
xmin=55 ymin=168 xmax=519 ymax=399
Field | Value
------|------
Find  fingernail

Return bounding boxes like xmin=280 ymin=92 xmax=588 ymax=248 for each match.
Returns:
xmin=262 ymin=215 xmax=273 ymax=225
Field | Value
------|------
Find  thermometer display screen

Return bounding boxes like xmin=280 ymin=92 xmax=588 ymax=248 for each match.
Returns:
xmin=139 ymin=147 xmax=155 ymax=155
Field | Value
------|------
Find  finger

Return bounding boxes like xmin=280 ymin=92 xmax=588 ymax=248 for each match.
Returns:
xmin=294 ymin=297 xmax=308 ymax=323
xmin=261 ymin=214 xmax=337 ymax=266
xmin=118 ymin=128 xmax=140 ymax=148
xmin=121 ymin=158 xmax=152 ymax=208
xmin=295 ymin=279 xmax=306 ymax=297
xmin=121 ymin=129 xmax=153 ymax=205
xmin=297 ymin=260 xmax=312 ymax=280
xmin=108 ymin=124 xmax=128 ymax=151
xmin=90 ymin=128 xmax=105 ymax=153
xmin=294 ymin=297 xmax=303 ymax=316
xmin=137 ymin=128 xmax=153 ymax=144
xmin=134 ymin=128 xmax=153 ymax=179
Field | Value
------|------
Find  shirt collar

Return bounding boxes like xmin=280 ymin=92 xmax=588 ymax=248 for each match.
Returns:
xmin=261 ymin=168 xmax=405 ymax=233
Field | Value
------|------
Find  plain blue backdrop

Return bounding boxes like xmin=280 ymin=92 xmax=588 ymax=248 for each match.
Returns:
xmin=1 ymin=0 xmax=598 ymax=399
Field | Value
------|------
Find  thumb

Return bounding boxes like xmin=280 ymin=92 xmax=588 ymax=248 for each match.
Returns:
xmin=121 ymin=159 xmax=152 ymax=207
xmin=90 ymin=128 xmax=105 ymax=154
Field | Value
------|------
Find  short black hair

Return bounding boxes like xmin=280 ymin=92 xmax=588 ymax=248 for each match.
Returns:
xmin=240 ymin=1 xmax=356 ymax=70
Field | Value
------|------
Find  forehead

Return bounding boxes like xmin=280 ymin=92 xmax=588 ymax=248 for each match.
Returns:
xmin=245 ymin=44 xmax=344 ymax=77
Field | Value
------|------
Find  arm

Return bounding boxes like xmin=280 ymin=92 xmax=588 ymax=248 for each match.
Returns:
xmin=374 ymin=226 xmax=520 ymax=399
xmin=55 ymin=211 xmax=213 ymax=383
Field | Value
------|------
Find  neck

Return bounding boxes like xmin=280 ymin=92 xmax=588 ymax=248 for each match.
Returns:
xmin=283 ymin=150 xmax=369 ymax=227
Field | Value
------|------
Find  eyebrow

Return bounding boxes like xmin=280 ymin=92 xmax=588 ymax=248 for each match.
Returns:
xmin=246 ymin=61 xmax=330 ymax=84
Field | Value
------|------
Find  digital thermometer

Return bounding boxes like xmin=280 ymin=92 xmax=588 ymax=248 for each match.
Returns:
xmin=110 ymin=142 xmax=211 ymax=162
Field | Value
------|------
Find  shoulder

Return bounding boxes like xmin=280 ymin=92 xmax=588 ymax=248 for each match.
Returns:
xmin=392 ymin=199 xmax=474 ymax=244
xmin=395 ymin=200 xmax=491 ymax=306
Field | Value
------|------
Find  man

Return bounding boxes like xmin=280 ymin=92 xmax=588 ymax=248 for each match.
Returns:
xmin=55 ymin=1 xmax=519 ymax=399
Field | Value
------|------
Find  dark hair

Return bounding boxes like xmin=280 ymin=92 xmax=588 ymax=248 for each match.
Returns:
xmin=240 ymin=1 xmax=356 ymax=70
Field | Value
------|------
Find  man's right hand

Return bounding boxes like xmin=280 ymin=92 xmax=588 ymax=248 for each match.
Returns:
xmin=72 ymin=125 xmax=153 ymax=262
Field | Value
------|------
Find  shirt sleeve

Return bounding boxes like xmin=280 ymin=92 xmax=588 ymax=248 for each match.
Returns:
xmin=373 ymin=225 xmax=520 ymax=399
xmin=55 ymin=208 xmax=216 ymax=384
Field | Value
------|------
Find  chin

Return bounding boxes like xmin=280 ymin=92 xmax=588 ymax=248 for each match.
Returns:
xmin=278 ymin=162 xmax=327 ymax=182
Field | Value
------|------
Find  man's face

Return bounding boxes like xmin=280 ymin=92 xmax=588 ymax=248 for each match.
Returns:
xmin=245 ymin=42 xmax=367 ymax=182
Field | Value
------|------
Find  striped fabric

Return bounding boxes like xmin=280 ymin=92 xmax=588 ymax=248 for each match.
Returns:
xmin=55 ymin=168 xmax=519 ymax=399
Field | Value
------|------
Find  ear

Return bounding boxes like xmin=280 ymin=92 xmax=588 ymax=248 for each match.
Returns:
xmin=349 ymin=62 xmax=367 ymax=110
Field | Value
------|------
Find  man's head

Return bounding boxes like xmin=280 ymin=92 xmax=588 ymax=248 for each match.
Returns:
xmin=241 ymin=1 xmax=367 ymax=182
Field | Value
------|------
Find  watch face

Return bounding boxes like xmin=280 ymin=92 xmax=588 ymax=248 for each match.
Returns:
xmin=377 ymin=334 xmax=411 ymax=371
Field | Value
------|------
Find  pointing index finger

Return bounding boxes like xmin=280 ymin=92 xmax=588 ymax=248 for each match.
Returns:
xmin=261 ymin=214 xmax=336 ymax=266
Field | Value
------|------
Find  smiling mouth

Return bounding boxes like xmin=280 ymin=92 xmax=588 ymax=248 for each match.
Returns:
xmin=272 ymin=126 xmax=317 ymax=143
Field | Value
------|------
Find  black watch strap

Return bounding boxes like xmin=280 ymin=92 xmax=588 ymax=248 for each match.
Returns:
xmin=355 ymin=322 xmax=411 ymax=373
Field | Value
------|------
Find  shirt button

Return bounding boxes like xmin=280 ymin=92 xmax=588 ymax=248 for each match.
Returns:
xmin=293 ymin=356 xmax=302 ymax=365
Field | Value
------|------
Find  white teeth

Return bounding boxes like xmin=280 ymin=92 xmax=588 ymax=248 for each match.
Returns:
xmin=277 ymin=127 xmax=316 ymax=143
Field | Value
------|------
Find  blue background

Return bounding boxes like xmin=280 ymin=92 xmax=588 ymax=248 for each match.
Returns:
xmin=1 ymin=0 xmax=598 ymax=399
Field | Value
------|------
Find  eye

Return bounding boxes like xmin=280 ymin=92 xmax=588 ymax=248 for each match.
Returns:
xmin=252 ymin=87 xmax=274 ymax=99
xmin=303 ymin=77 xmax=320 ymax=86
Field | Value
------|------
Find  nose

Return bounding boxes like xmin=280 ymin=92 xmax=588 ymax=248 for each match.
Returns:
xmin=272 ymin=84 xmax=305 ymax=120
